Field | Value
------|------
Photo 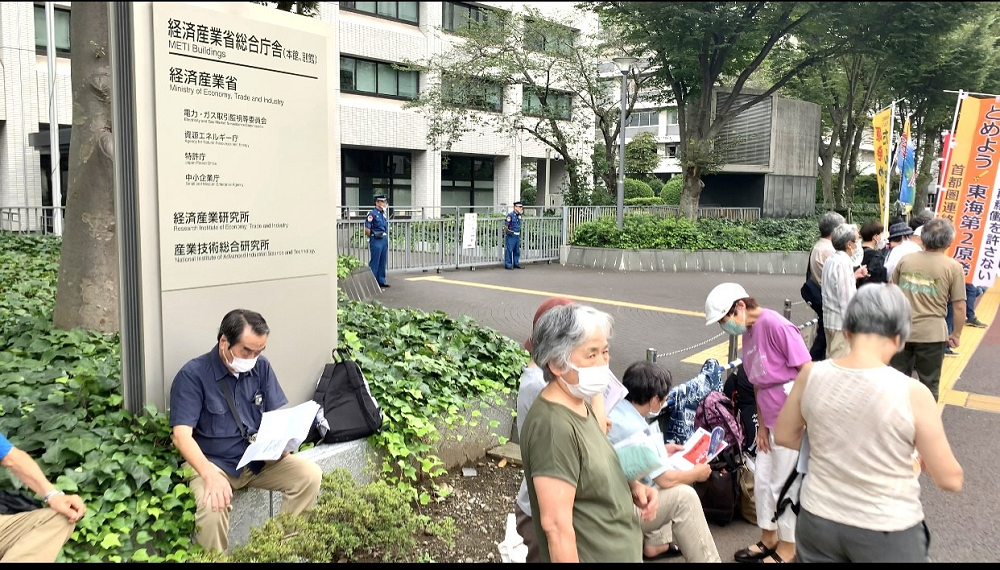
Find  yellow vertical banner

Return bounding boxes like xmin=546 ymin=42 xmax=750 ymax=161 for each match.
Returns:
xmin=872 ymin=107 xmax=893 ymax=227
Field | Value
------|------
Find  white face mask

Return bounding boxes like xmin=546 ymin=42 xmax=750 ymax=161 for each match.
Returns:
xmin=850 ymin=239 xmax=864 ymax=265
xmin=876 ymin=235 xmax=888 ymax=250
xmin=560 ymin=363 xmax=611 ymax=400
xmin=226 ymin=345 xmax=258 ymax=374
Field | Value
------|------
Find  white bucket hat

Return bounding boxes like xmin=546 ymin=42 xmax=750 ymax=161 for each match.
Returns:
xmin=704 ymin=282 xmax=749 ymax=325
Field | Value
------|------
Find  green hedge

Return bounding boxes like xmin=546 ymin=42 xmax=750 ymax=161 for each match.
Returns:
xmin=570 ymin=214 xmax=817 ymax=251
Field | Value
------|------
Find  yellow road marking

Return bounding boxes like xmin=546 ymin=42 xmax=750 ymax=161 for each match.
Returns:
xmin=405 ymin=275 xmax=705 ymax=317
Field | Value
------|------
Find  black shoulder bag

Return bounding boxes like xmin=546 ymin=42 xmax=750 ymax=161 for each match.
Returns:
xmin=800 ymin=251 xmax=823 ymax=310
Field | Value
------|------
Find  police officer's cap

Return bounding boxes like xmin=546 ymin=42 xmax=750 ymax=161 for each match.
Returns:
xmin=513 ymin=201 xmax=523 ymax=207
xmin=374 ymin=194 xmax=387 ymax=202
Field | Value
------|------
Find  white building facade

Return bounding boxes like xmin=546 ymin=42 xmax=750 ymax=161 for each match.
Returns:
xmin=0 ymin=1 xmax=596 ymax=220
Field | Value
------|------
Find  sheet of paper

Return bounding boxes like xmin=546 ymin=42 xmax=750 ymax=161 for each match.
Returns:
xmin=237 ymin=400 xmax=320 ymax=469
xmin=663 ymin=427 xmax=728 ymax=471
xmin=603 ymin=371 xmax=628 ymax=412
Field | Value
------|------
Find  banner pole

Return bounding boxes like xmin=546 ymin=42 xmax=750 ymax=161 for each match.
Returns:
xmin=937 ymin=90 xmax=965 ymax=215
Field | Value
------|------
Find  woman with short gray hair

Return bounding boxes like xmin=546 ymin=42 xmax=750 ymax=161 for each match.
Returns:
xmin=520 ymin=303 xmax=657 ymax=562
xmin=821 ymin=223 xmax=869 ymax=358
xmin=775 ymin=283 xmax=964 ymax=562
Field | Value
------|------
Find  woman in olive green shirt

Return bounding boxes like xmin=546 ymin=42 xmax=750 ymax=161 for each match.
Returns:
xmin=521 ymin=303 xmax=658 ymax=562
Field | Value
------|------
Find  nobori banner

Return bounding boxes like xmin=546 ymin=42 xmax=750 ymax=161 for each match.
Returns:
xmin=152 ymin=2 xmax=330 ymax=291
xmin=939 ymin=93 xmax=1000 ymax=287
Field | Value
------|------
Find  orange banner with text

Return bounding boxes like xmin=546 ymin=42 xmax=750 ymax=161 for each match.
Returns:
xmin=939 ymin=96 xmax=1000 ymax=286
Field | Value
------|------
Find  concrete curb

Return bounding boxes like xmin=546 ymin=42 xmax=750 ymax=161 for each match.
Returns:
xmin=561 ymin=245 xmax=810 ymax=275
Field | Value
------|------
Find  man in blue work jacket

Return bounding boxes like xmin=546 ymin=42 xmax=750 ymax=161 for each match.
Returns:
xmin=365 ymin=194 xmax=390 ymax=288
xmin=504 ymin=200 xmax=524 ymax=269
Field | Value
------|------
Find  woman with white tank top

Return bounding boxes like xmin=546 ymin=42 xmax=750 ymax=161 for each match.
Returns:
xmin=774 ymin=283 xmax=963 ymax=562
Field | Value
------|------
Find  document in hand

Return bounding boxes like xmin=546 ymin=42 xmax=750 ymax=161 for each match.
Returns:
xmin=613 ymin=429 xmax=666 ymax=481
xmin=664 ymin=427 xmax=728 ymax=471
xmin=603 ymin=371 xmax=628 ymax=412
xmin=237 ymin=400 xmax=321 ymax=469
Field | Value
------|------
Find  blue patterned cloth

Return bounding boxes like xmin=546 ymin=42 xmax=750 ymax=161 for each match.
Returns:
xmin=661 ymin=358 xmax=724 ymax=444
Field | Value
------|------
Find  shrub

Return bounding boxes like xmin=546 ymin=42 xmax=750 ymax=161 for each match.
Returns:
xmin=190 ymin=469 xmax=458 ymax=563
xmin=520 ymin=179 xmax=537 ymax=207
xmin=625 ymin=197 xmax=666 ymax=206
xmin=623 ymin=178 xmax=654 ymax=200
xmin=660 ymin=177 xmax=683 ymax=205
xmin=646 ymin=177 xmax=664 ymax=196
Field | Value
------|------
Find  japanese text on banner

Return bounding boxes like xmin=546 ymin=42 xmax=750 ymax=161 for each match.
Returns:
xmin=939 ymin=96 xmax=1000 ymax=287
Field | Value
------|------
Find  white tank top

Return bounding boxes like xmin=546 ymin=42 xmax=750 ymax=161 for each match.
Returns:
xmin=799 ymin=360 xmax=924 ymax=531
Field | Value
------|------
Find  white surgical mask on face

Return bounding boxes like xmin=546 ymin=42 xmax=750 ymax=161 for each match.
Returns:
xmin=560 ymin=363 xmax=611 ymax=400
xmin=226 ymin=345 xmax=258 ymax=374
xmin=876 ymin=235 xmax=888 ymax=250
xmin=850 ymin=239 xmax=864 ymax=266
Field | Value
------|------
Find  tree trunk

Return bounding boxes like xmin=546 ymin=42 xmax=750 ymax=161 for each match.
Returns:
xmin=52 ymin=3 xmax=118 ymax=333
xmin=818 ymin=141 xmax=834 ymax=208
xmin=679 ymin=167 xmax=704 ymax=219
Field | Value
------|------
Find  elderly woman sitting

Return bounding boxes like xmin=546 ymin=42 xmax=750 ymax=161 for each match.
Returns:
xmin=520 ymin=303 xmax=658 ymax=562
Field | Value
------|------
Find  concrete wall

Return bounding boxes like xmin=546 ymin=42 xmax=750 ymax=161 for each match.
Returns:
xmin=562 ymin=245 xmax=809 ymax=275
xmin=772 ymin=96 xmax=821 ymax=178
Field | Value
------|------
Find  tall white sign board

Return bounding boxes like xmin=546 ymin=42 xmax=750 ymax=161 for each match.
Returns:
xmin=131 ymin=2 xmax=338 ymax=409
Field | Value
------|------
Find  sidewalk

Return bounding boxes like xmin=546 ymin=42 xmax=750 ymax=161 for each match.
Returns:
xmin=376 ymin=263 xmax=1000 ymax=562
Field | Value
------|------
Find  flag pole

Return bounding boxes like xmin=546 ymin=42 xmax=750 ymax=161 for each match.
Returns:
xmin=937 ymin=90 xmax=965 ymax=215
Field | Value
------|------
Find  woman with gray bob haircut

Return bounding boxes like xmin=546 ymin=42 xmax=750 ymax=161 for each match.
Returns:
xmin=775 ymin=283 xmax=963 ymax=562
xmin=843 ymin=282 xmax=910 ymax=342
xmin=520 ymin=303 xmax=658 ymax=562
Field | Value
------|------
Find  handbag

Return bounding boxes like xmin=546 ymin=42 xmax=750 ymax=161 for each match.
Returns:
xmin=693 ymin=447 xmax=742 ymax=526
xmin=800 ymin=252 xmax=823 ymax=310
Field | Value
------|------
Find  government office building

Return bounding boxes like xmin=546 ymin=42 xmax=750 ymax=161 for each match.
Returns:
xmin=0 ymin=1 xmax=595 ymax=225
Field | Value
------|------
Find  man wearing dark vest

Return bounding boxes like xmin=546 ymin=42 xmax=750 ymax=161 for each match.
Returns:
xmin=365 ymin=194 xmax=390 ymax=288
xmin=504 ymin=201 xmax=524 ymax=270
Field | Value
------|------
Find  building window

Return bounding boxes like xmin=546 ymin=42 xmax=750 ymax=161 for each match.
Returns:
xmin=442 ymin=1 xmax=490 ymax=32
xmin=522 ymin=87 xmax=572 ymax=121
xmin=33 ymin=5 xmax=71 ymax=54
xmin=626 ymin=110 xmax=659 ymax=128
xmin=441 ymin=155 xmax=494 ymax=212
xmin=442 ymin=75 xmax=503 ymax=113
xmin=341 ymin=56 xmax=419 ymax=99
xmin=340 ymin=2 xmax=418 ymax=25
xmin=664 ymin=108 xmax=679 ymax=125
xmin=524 ymin=19 xmax=574 ymax=56
xmin=342 ymin=149 xmax=412 ymax=211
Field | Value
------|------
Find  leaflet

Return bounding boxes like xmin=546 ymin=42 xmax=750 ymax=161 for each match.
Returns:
xmin=603 ymin=371 xmax=628 ymax=412
xmin=663 ymin=427 xmax=728 ymax=471
xmin=237 ymin=400 xmax=320 ymax=469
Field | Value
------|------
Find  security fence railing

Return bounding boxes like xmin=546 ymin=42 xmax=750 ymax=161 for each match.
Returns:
xmin=3 ymin=203 xmax=762 ymax=275
xmin=0 ymin=206 xmax=64 ymax=235
xmin=337 ymin=213 xmax=564 ymax=273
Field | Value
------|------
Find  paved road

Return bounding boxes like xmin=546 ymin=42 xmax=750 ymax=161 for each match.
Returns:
xmin=376 ymin=261 xmax=1000 ymax=563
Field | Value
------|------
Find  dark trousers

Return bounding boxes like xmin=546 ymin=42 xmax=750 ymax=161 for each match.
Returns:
xmin=504 ymin=234 xmax=521 ymax=268
xmin=796 ymin=508 xmax=931 ymax=563
xmin=369 ymin=236 xmax=388 ymax=286
xmin=889 ymin=341 xmax=945 ymax=401
xmin=809 ymin=305 xmax=827 ymax=362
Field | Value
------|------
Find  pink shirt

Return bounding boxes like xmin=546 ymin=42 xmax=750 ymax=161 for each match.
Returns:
xmin=742 ymin=308 xmax=811 ymax=428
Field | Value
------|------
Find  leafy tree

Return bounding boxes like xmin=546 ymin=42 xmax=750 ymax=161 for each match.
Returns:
xmin=624 ymin=131 xmax=660 ymax=176
xmin=401 ymin=4 xmax=651 ymax=203
xmin=588 ymin=2 xmax=851 ymax=219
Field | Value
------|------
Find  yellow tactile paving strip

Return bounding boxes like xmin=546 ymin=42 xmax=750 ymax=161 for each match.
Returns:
xmin=682 ymin=284 xmax=1000 ymax=414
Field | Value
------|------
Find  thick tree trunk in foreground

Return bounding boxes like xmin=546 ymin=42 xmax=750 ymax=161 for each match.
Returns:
xmin=53 ymin=3 xmax=118 ymax=333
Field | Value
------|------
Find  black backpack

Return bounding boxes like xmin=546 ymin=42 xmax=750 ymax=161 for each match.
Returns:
xmin=304 ymin=350 xmax=383 ymax=444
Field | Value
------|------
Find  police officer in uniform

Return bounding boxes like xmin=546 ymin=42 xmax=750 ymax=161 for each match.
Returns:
xmin=504 ymin=200 xmax=524 ymax=269
xmin=365 ymin=194 xmax=390 ymax=288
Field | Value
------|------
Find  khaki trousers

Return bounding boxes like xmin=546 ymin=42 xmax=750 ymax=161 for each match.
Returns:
xmin=639 ymin=483 xmax=722 ymax=562
xmin=825 ymin=329 xmax=850 ymax=359
xmin=0 ymin=508 xmax=76 ymax=561
xmin=187 ymin=454 xmax=323 ymax=552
